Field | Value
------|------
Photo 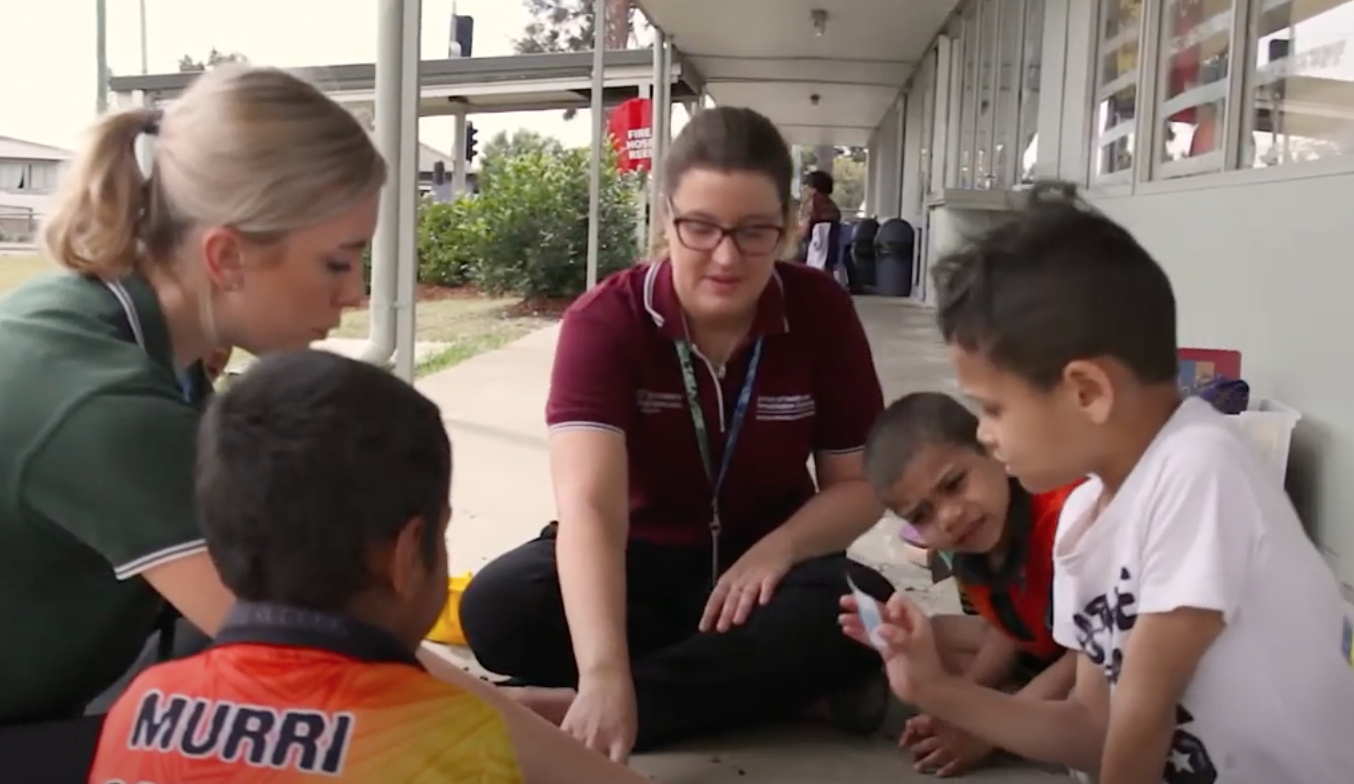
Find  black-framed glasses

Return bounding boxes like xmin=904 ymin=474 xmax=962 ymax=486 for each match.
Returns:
xmin=671 ymin=216 xmax=785 ymax=255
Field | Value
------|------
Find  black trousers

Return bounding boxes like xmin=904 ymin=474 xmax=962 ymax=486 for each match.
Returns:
xmin=0 ymin=617 xmax=210 ymax=782
xmin=458 ymin=528 xmax=894 ymax=751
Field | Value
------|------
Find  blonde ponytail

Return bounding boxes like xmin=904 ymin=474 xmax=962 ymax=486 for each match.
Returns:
xmin=40 ymin=108 xmax=158 ymax=280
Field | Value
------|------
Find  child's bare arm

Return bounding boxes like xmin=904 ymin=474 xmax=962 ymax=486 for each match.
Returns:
xmin=1099 ymin=608 xmax=1224 ymax=784
xmin=1014 ymin=650 xmax=1077 ymax=702
xmin=916 ymin=651 xmax=1110 ymax=772
xmin=963 ymin=624 xmax=1019 ymax=688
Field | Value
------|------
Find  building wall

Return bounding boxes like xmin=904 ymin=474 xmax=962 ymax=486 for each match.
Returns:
xmin=1093 ymin=174 xmax=1354 ymax=589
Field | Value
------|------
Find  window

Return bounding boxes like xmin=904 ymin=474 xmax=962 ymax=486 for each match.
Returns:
xmin=1092 ymin=0 xmax=1146 ymax=180
xmin=956 ymin=3 xmax=982 ymax=188
xmin=1241 ymin=0 xmax=1354 ymax=168
xmin=992 ymin=0 xmax=1026 ymax=187
xmin=0 ymin=161 xmax=60 ymax=195
xmin=1019 ymin=0 xmax=1047 ymax=183
xmin=975 ymin=0 xmax=1001 ymax=187
xmin=1154 ymin=0 xmax=1236 ymax=177
xmin=917 ymin=49 xmax=938 ymax=199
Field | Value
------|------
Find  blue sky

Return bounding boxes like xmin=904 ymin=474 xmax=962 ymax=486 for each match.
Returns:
xmin=2 ymin=0 xmax=621 ymax=153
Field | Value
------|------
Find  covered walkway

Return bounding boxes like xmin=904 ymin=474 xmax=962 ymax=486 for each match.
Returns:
xmin=419 ymin=299 xmax=1066 ymax=783
xmin=633 ymin=0 xmax=1354 ymax=598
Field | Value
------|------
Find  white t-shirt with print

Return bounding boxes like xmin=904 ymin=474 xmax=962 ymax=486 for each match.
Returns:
xmin=1052 ymin=397 xmax=1354 ymax=784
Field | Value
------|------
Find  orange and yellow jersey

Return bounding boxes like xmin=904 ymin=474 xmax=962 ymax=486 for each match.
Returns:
xmin=88 ymin=603 xmax=523 ymax=784
xmin=953 ymin=479 xmax=1084 ymax=664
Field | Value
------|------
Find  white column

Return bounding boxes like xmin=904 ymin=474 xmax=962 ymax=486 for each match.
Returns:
xmin=648 ymin=29 xmax=668 ymax=244
xmin=585 ymin=0 xmax=607 ymax=289
xmin=358 ymin=0 xmax=408 ymax=365
xmin=393 ymin=0 xmax=422 ymax=381
xmin=452 ymin=110 xmax=468 ymax=196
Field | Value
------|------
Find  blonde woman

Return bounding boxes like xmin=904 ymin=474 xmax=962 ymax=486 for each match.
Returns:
xmin=0 ymin=65 xmax=661 ymax=784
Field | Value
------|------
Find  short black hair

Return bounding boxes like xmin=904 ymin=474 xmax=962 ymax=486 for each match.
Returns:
xmin=804 ymin=170 xmax=835 ymax=195
xmin=196 ymin=350 xmax=451 ymax=611
xmin=663 ymin=106 xmax=795 ymax=212
xmin=864 ymin=392 xmax=982 ymax=497
xmin=932 ymin=181 xmax=1177 ymax=389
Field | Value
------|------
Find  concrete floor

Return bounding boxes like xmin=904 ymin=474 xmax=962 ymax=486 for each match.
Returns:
xmin=416 ymin=296 xmax=1069 ymax=783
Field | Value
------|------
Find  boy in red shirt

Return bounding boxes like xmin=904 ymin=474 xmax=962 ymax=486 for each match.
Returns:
xmin=863 ymin=391 xmax=1080 ymax=776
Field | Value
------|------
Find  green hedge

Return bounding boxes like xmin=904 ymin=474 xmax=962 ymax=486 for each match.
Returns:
xmin=417 ymin=130 xmax=642 ymax=300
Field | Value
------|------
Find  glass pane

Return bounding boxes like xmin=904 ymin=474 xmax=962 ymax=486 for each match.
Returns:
xmin=1018 ymin=0 xmax=1046 ymax=183
xmin=919 ymin=50 xmax=937 ymax=198
xmin=1243 ymin=0 xmax=1354 ymax=168
xmin=1156 ymin=0 xmax=1234 ymax=172
xmin=975 ymin=0 xmax=1000 ymax=187
xmin=992 ymin=0 xmax=1026 ymax=188
xmin=1093 ymin=0 xmax=1144 ymax=177
xmin=959 ymin=5 xmax=981 ymax=188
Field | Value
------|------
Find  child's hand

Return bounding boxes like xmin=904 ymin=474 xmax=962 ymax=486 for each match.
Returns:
xmin=907 ymin=719 xmax=994 ymax=778
xmin=898 ymin=713 xmax=937 ymax=747
xmin=838 ymin=591 xmax=946 ymax=703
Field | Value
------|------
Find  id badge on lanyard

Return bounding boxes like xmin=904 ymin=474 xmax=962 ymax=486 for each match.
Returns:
xmin=673 ymin=337 xmax=763 ymax=585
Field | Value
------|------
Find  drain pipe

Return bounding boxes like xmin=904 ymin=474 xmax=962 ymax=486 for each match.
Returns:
xmin=358 ymin=0 xmax=406 ymax=366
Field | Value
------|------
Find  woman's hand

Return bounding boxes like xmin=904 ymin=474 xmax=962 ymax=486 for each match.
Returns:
xmin=698 ymin=539 xmax=794 ymax=633
xmin=560 ymin=671 xmax=638 ymax=764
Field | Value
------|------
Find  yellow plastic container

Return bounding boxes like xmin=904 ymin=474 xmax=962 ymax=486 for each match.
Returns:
xmin=426 ymin=572 xmax=474 ymax=645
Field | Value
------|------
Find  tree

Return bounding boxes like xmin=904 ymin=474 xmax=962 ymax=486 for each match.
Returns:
xmin=178 ymin=48 xmax=249 ymax=72
xmin=514 ymin=0 xmax=635 ymax=54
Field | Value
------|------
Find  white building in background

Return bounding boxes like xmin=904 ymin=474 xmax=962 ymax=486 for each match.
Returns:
xmin=0 ymin=135 xmax=71 ymax=238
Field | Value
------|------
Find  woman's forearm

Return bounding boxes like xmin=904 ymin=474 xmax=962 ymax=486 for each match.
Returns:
xmin=556 ymin=514 xmax=631 ymax=679
xmin=765 ymin=478 xmax=883 ymax=561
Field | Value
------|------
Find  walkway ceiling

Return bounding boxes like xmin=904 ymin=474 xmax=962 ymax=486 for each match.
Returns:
xmin=637 ymin=0 xmax=961 ymax=147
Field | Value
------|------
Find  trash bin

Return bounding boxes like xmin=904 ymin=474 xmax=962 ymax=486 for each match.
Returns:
xmin=851 ymin=218 xmax=879 ymax=288
xmin=874 ymin=219 xmax=915 ymax=298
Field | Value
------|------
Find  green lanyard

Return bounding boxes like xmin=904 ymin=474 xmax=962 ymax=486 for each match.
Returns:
xmin=673 ymin=337 xmax=764 ymax=582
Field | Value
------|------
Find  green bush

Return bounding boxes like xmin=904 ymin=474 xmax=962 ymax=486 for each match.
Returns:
xmin=415 ymin=131 xmax=640 ymax=301
xmin=416 ymin=200 xmax=478 ymax=287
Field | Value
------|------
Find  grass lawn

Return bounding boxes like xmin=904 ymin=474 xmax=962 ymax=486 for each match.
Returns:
xmin=0 ymin=254 xmax=555 ymax=377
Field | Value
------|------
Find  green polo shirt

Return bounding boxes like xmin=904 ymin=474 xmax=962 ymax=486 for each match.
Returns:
xmin=0 ymin=271 xmax=209 ymax=723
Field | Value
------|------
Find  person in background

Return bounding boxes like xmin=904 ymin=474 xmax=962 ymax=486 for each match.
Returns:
xmin=843 ymin=181 xmax=1354 ymax=783
xmin=863 ymin=392 xmax=1079 ymax=777
xmin=457 ymin=106 xmax=894 ymax=762
xmin=88 ymin=350 xmax=656 ymax=784
xmin=798 ymin=169 xmax=842 ymax=238
xmin=0 ymin=64 xmax=380 ymax=744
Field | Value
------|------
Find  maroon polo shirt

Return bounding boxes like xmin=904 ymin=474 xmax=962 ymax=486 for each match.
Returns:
xmin=546 ymin=260 xmax=884 ymax=549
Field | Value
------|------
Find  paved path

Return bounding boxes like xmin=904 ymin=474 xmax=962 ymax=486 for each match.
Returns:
xmin=416 ymin=297 xmax=1070 ymax=784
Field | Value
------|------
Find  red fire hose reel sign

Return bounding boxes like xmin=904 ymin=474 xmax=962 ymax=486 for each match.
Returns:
xmin=608 ymin=97 xmax=653 ymax=172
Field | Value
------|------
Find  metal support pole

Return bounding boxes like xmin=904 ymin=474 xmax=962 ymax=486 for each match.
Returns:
xmin=393 ymin=0 xmax=422 ymax=381
xmin=647 ymin=29 xmax=668 ymax=243
xmin=358 ymin=0 xmax=406 ymax=365
xmin=96 ymin=0 xmax=109 ymax=114
xmin=585 ymin=0 xmax=607 ymax=290
xmin=138 ymin=0 xmax=150 ymax=74
xmin=660 ymin=38 xmax=673 ymax=150
xmin=452 ymin=110 xmax=468 ymax=196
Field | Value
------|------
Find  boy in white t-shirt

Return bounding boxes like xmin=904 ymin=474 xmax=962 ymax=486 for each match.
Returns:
xmin=839 ymin=181 xmax=1354 ymax=783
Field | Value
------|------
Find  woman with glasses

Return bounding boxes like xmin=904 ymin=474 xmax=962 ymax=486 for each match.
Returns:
xmin=458 ymin=107 xmax=895 ymax=761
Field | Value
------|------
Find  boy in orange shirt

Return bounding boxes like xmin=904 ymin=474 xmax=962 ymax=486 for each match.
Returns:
xmin=863 ymin=391 xmax=1079 ymax=776
xmin=88 ymin=350 xmax=651 ymax=784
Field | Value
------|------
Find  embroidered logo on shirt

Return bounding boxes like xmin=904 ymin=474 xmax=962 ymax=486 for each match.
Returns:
xmin=755 ymin=394 xmax=814 ymax=422
xmin=636 ymin=390 xmax=685 ymax=415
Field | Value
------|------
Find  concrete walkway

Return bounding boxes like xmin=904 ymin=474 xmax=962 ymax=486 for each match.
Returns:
xmin=417 ymin=297 xmax=1069 ymax=784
